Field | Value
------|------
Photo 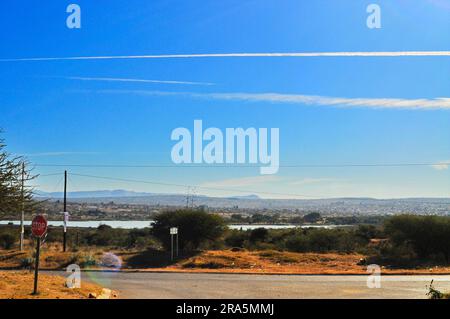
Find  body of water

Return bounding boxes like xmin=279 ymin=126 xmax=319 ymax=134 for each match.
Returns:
xmin=0 ymin=220 xmax=350 ymax=230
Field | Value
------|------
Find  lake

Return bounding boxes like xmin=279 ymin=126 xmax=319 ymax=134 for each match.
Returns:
xmin=0 ymin=220 xmax=350 ymax=230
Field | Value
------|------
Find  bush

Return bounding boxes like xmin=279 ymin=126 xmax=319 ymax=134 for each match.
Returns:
xmin=303 ymin=212 xmax=321 ymax=223
xmin=384 ymin=215 xmax=450 ymax=262
xmin=0 ymin=233 xmax=16 ymax=249
xmin=224 ymin=230 xmax=248 ymax=248
xmin=249 ymin=228 xmax=269 ymax=243
xmin=152 ymin=209 xmax=226 ymax=251
xmin=70 ymin=253 xmax=97 ymax=268
xmin=285 ymin=235 xmax=310 ymax=252
xmin=20 ymin=257 xmax=33 ymax=268
xmin=427 ymin=280 xmax=450 ymax=299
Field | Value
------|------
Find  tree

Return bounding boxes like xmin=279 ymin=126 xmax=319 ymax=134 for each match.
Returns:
xmin=249 ymin=228 xmax=269 ymax=243
xmin=384 ymin=215 xmax=450 ymax=262
xmin=0 ymin=132 xmax=37 ymax=215
xmin=151 ymin=209 xmax=226 ymax=251
xmin=303 ymin=212 xmax=322 ymax=223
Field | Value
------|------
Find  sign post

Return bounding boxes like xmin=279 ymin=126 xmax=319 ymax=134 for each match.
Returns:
xmin=170 ymin=227 xmax=178 ymax=261
xmin=63 ymin=170 xmax=67 ymax=252
xmin=31 ymin=215 xmax=47 ymax=295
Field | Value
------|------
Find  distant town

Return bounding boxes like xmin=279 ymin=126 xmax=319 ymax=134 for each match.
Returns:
xmin=2 ymin=190 xmax=445 ymax=222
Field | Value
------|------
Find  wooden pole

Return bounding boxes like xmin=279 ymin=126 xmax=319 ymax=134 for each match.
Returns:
xmin=33 ymin=237 xmax=41 ymax=295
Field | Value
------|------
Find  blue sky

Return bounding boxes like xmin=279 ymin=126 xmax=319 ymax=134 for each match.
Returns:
xmin=0 ymin=0 xmax=449 ymax=198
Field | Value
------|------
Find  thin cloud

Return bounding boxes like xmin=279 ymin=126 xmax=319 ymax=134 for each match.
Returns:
xmin=431 ymin=161 xmax=450 ymax=170
xmin=96 ymin=89 xmax=450 ymax=110
xmin=200 ymin=175 xmax=281 ymax=188
xmin=62 ymin=76 xmax=214 ymax=86
xmin=1 ymin=51 xmax=450 ymax=62
xmin=19 ymin=151 xmax=102 ymax=157
xmin=203 ymin=93 xmax=450 ymax=110
xmin=290 ymin=178 xmax=338 ymax=186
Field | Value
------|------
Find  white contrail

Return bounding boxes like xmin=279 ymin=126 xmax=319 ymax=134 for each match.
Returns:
xmin=96 ymin=89 xmax=450 ymax=110
xmin=63 ymin=76 xmax=214 ymax=86
xmin=1 ymin=51 xmax=450 ymax=62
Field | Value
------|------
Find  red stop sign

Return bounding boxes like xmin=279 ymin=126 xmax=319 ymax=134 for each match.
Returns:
xmin=31 ymin=215 xmax=47 ymax=238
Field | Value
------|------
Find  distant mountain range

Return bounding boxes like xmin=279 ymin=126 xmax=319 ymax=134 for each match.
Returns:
xmin=35 ymin=189 xmax=154 ymax=198
xmin=35 ymin=189 xmax=262 ymax=200
xmin=35 ymin=189 xmax=450 ymax=215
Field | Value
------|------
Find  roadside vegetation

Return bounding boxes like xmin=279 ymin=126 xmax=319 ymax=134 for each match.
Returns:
xmin=427 ymin=280 xmax=450 ymax=299
xmin=1 ymin=210 xmax=449 ymax=273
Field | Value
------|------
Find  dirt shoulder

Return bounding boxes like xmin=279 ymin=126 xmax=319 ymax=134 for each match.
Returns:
xmin=2 ymin=247 xmax=450 ymax=275
xmin=123 ymin=250 xmax=450 ymax=275
xmin=0 ymin=271 xmax=106 ymax=299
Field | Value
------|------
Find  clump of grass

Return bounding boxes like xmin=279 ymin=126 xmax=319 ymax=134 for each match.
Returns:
xmin=20 ymin=257 xmax=33 ymax=269
xmin=426 ymin=280 xmax=450 ymax=299
xmin=258 ymin=251 xmax=298 ymax=264
xmin=69 ymin=253 xmax=97 ymax=268
xmin=183 ymin=261 xmax=224 ymax=269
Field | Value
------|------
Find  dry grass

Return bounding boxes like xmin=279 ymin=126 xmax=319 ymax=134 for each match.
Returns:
xmin=170 ymin=250 xmax=367 ymax=274
xmin=153 ymin=250 xmax=450 ymax=275
xmin=2 ymin=247 xmax=450 ymax=275
xmin=0 ymin=271 xmax=104 ymax=299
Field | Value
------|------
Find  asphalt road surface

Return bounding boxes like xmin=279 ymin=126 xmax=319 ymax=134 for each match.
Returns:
xmin=76 ymin=272 xmax=450 ymax=299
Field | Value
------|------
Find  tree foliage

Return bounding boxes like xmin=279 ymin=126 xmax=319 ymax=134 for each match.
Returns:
xmin=0 ymin=132 xmax=36 ymax=215
xmin=151 ymin=209 xmax=226 ymax=251
xmin=384 ymin=215 xmax=450 ymax=262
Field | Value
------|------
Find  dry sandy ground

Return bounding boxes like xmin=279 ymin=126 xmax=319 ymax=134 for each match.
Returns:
xmin=2 ymin=247 xmax=450 ymax=275
xmin=0 ymin=271 xmax=105 ymax=299
xmin=127 ymin=250 xmax=450 ymax=275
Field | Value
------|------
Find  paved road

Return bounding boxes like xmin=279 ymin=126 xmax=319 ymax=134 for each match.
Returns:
xmin=76 ymin=272 xmax=450 ymax=299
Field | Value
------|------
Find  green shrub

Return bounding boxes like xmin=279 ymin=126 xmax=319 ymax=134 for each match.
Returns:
xmin=384 ymin=215 xmax=450 ymax=262
xmin=0 ymin=233 xmax=16 ymax=249
xmin=249 ymin=228 xmax=269 ymax=243
xmin=20 ymin=257 xmax=33 ymax=268
xmin=152 ymin=209 xmax=226 ymax=251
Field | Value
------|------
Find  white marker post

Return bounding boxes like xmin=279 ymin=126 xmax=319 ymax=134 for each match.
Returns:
xmin=63 ymin=211 xmax=70 ymax=235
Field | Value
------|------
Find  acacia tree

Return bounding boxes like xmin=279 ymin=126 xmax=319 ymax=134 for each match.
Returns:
xmin=0 ymin=132 xmax=36 ymax=216
xmin=152 ymin=209 xmax=225 ymax=252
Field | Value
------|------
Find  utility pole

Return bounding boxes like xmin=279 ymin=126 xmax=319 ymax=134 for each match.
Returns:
xmin=19 ymin=162 xmax=25 ymax=251
xmin=63 ymin=170 xmax=67 ymax=252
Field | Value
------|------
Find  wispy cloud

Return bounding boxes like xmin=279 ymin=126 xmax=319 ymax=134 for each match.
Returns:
xmin=1 ymin=51 xmax=450 ymax=62
xmin=19 ymin=151 xmax=102 ymax=157
xmin=62 ymin=76 xmax=214 ymax=86
xmin=289 ymin=177 xmax=338 ymax=186
xmin=431 ymin=161 xmax=450 ymax=170
xmin=200 ymin=175 xmax=282 ymax=188
xmin=96 ymin=90 xmax=450 ymax=110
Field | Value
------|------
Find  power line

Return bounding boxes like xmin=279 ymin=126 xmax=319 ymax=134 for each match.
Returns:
xmin=38 ymin=172 xmax=64 ymax=177
xmin=34 ymin=162 xmax=449 ymax=168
